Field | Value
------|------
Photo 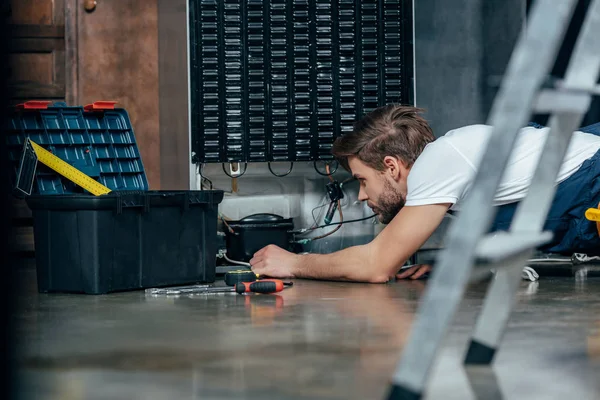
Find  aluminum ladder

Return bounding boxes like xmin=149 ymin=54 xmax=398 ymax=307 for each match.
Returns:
xmin=387 ymin=0 xmax=600 ymax=398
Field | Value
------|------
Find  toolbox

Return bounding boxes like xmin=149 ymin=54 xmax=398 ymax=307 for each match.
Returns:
xmin=5 ymin=101 xmax=224 ymax=294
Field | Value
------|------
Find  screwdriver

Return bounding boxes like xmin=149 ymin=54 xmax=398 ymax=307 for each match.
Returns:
xmin=146 ymin=279 xmax=293 ymax=296
xmin=234 ymin=279 xmax=292 ymax=294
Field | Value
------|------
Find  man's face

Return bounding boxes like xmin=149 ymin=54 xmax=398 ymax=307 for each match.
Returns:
xmin=348 ymin=156 xmax=407 ymax=224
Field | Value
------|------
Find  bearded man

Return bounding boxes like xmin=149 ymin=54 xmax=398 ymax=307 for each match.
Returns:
xmin=250 ymin=105 xmax=600 ymax=282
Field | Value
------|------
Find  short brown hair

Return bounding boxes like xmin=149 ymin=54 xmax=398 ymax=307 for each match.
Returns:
xmin=332 ymin=104 xmax=435 ymax=172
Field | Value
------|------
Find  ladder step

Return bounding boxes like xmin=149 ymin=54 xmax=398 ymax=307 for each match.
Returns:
xmin=553 ymin=80 xmax=600 ymax=96
xmin=475 ymin=231 xmax=553 ymax=264
xmin=534 ymin=89 xmax=591 ymax=113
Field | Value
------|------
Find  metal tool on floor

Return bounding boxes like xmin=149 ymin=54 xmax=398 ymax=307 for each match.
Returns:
xmin=16 ymin=138 xmax=112 ymax=196
xmin=145 ymin=284 xmax=211 ymax=295
xmin=387 ymin=1 xmax=600 ymax=399
xmin=146 ymin=279 xmax=292 ymax=296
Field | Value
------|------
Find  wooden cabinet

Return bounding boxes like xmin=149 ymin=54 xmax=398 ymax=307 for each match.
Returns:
xmin=7 ymin=0 xmax=168 ymax=258
xmin=8 ymin=0 xmax=66 ymax=101
xmin=68 ymin=0 xmax=160 ymax=188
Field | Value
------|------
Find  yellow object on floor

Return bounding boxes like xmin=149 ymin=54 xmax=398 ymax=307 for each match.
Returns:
xmin=584 ymin=202 xmax=600 ymax=238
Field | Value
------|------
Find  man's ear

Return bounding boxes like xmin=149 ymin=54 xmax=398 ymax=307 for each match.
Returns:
xmin=382 ymin=156 xmax=404 ymax=180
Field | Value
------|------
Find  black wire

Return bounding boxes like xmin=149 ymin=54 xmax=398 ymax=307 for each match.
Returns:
xmin=198 ymin=163 xmax=213 ymax=190
xmin=268 ymin=162 xmax=294 ymax=177
xmin=311 ymin=202 xmax=329 ymax=228
xmin=202 ymin=177 xmax=213 ymax=190
xmin=313 ymin=214 xmax=376 ymax=229
xmin=308 ymin=181 xmax=360 ymax=229
xmin=313 ymin=160 xmax=339 ymax=176
xmin=293 ymin=214 xmax=377 ymax=234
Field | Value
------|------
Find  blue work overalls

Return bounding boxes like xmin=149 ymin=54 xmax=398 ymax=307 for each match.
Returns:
xmin=490 ymin=122 xmax=600 ymax=255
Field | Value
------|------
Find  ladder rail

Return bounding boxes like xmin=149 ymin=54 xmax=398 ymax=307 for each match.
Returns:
xmin=513 ymin=1 xmax=600 ymax=232
xmin=387 ymin=0 xmax=580 ymax=397
xmin=465 ymin=0 xmax=600 ymax=365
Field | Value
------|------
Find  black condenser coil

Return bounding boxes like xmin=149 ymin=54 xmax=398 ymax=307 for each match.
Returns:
xmin=189 ymin=0 xmax=414 ymax=163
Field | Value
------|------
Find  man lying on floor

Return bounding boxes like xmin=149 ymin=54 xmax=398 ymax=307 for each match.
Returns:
xmin=249 ymin=104 xmax=600 ymax=282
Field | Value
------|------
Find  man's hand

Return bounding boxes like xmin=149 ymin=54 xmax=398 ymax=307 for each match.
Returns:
xmin=396 ymin=264 xmax=432 ymax=280
xmin=249 ymin=244 xmax=300 ymax=278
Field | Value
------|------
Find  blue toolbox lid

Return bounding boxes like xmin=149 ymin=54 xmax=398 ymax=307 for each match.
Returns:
xmin=5 ymin=101 xmax=149 ymax=195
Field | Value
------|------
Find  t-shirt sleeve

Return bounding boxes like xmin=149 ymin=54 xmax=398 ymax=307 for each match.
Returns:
xmin=405 ymin=139 xmax=476 ymax=207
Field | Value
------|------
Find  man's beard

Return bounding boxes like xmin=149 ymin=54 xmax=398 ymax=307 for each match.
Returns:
xmin=373 ymin=179 xmax=405 ymax=224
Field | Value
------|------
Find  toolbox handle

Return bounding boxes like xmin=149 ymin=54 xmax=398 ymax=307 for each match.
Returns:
xmin=84 ymin=101 xmax=118 ymax=112
xmin=114 ymin=192 xmax=151 ymax=214
xmin=16 ymin=101 xmax=52 ymax=110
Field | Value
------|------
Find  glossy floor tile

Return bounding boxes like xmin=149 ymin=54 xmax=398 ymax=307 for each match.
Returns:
xmin=11 ymin=267 xmax=600 ymax=399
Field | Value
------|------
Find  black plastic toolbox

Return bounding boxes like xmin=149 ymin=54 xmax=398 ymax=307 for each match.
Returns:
xmin=26 ymin=190 xmax=224 ymax=294
xmin=5 ymin=101 xmax=224 ymax=294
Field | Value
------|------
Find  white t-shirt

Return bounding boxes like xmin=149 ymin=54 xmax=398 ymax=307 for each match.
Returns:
xmin=405 ymin=124 xmax=600 ymax=211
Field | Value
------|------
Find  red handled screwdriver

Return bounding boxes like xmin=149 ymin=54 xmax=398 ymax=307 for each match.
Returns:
xmin=146 ymin=279 xmax=293 ymax=296
xmin=234 ymin=279 xmax=292 ymax=294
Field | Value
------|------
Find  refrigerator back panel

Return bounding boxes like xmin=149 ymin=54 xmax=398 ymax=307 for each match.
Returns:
xmin=189 ymin=0 xmax=413 ymax=163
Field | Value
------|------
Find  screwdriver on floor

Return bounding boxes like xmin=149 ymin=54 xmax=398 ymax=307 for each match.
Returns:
xmin=233 ymin=279 xmax=293 ymax=294
xmin=189 ymin=279 xmax=289 ymax=294
xmin=146 ymin=279 xmax=292 ymax=295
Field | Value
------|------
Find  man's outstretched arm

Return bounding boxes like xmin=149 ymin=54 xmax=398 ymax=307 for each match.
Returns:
xmin=249 ymin=203 xmax=450 ymax=283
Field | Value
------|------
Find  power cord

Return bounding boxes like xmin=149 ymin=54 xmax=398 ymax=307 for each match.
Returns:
xmin=216 ymin=249 xmax=250 ymax=267
xmin=292 ymin=214 xmax=377 ymax=235
xmin=304 ymin=164 xmax=344 ymax=241
xmin=292 ymin=166 xmax=377 ymax=244
xmin=198 ymin=163 xmax=213 ymax=190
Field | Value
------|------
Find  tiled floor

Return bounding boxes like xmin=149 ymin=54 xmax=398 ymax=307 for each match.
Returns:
xmin=12 ymin=267 xmax=600 ymax=399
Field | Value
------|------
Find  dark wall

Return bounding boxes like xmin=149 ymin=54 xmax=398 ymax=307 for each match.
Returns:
xmin=527 ymin=0 xmax=600 ymax=127
xmin=414 ymin=0 xmax=526 ymax=137
xmin=415 ymin=0 xmax=599 ymax=138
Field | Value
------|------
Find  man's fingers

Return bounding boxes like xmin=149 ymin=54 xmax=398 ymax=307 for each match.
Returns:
xmin=396 ymin=265 xmax=432 ymax=280
xmin=250 ymin=260 xmax=265 ymax=271
xmin=249 ymin=256 xmax=262 ymax=266
xmin=410 ymin=265 xmax=431 ymax=280
xmin=396 ymin=265 xmax=419 ymax=279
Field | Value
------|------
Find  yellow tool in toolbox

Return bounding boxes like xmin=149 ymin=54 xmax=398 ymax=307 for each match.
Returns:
xmin=17 ymin=138 xmax=112 ymax=196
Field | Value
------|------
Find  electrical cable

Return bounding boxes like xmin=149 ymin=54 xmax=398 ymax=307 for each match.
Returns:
xmin=313 ymin=214 xmax=376 ymax=229
xmin=313 ymin=160 xmax=339 ymax=176
xmin=199 ymin=163 xmax=213 ymax=190
xmin=268 ymin=162 xmax=294 ymax=177
xmin=326 ymin=164 xmax=335 ymax=183
xmin=337 ymin=177 xmax=355 ymax=208
xmin=294 ymin=173 xmax=370 ymax=240
xmin=299 ymin=164 xmax=344 ymax=241
xmin=219 ymin=213 xmax=235 ymax=234
xmin=223 ymin=253 xmax=251 ymax=267
xmin=308 ymin=200 xmax=343 ymax=240
xmin=293 ymin=214 xmax=377 ymax=234
xmin=311 ymin=202 xmax=330 ymax=228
